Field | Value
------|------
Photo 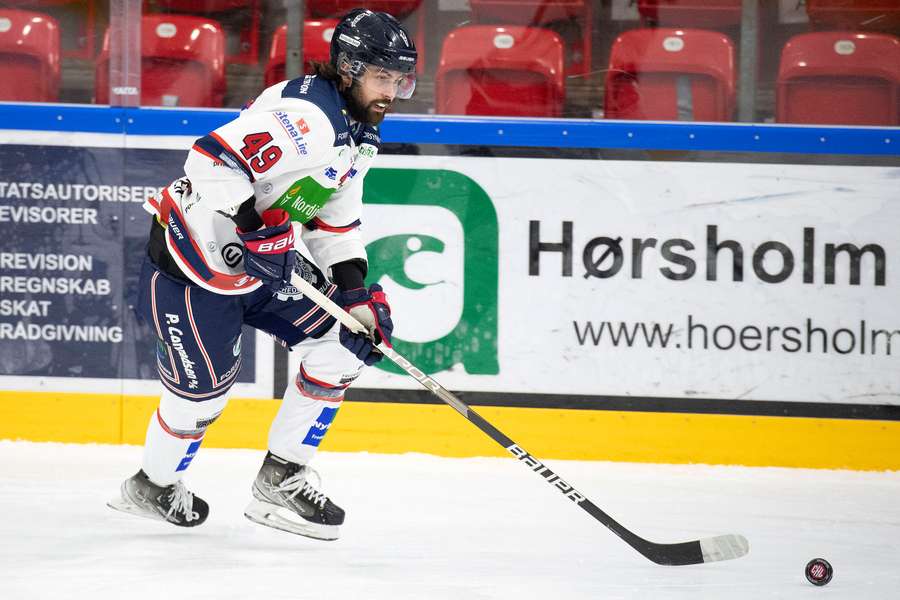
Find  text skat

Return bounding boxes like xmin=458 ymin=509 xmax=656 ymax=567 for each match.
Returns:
xmin=529 ymin=222 xmax=886 ymax=286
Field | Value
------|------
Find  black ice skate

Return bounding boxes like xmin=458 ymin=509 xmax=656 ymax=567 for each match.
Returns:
xmin=107 ymin=470 xmax=209 ymax=527
xmin=244 ymin=452 xmax=345 ymax=540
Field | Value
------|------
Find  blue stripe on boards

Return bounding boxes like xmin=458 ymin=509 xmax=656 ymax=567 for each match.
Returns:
xmin=0 ymin=103 xmax=897 ymax=156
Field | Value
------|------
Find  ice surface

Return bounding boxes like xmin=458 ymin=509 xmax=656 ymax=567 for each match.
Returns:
xmin=1 ymin=441 xmax=898 ymax=599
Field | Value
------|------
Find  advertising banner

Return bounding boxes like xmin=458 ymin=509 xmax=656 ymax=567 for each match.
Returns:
xmin=1 ymin=132 xmax=895 ymax=405
xmin=343 ymin=155 xmax=899 ymax=405
xmin=0 ymin=134 xmax=269 ymax=396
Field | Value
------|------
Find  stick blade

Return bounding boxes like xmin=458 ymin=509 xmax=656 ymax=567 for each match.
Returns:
xmin=642 ymin=534 xmax=749 ymax=565
xmin=699 ymin=534 xmax=750 ymax=563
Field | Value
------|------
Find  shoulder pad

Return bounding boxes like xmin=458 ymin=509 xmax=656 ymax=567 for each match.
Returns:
xmin=282 ymin=75 xmax=350 ymax=147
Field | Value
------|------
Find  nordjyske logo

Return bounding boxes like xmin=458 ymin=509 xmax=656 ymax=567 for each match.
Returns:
xmin=363 ymin=168 xmax=499 ymax=375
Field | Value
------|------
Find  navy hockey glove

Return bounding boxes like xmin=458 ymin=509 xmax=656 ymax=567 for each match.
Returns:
xmin=236 ymin=208 xmax=296 ymax=292
xmin=339 ymin=284 xmax=393 ymax=366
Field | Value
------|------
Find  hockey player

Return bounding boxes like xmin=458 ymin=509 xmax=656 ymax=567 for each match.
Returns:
xmin=107 ymin=9 xmax=417 ymax=541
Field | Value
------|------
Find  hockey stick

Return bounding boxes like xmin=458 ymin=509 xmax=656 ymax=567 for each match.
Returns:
xmin=290 ymin=272 xmax=749 ymax=566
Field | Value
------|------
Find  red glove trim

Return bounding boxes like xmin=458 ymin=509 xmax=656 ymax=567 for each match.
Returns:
xmin=261 ymin=209 xmax=289 ymax=228
xmin=370 ymin=290 xmax=390 ymax=312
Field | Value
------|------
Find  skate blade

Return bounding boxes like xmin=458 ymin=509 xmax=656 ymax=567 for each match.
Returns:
xmin=107 ymin=494 xmax=166 ymax=523
xmin=244 ymin=499 xmax=339 ymax=541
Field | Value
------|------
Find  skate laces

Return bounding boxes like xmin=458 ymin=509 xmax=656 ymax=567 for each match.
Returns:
xmin=277 ymin=466 xmax=328 ymax=509
xmin=167 ymin=481 xmax=200 ymax=522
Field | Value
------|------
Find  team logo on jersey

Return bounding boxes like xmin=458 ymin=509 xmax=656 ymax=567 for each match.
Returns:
xmin=274 ymin=253 xmax=319 ymax=301
xmin=363 ymin=168 xmax=499 ymax=376
xmin=172 ymin=177 xmax=192 ymax=196
xmin=274 ymin=283 xmax=301 ymax=302
xmin=324 ymin=167 xmax=338 ymax=180
xmin=222 ymin=243 xmax=243 ymax=268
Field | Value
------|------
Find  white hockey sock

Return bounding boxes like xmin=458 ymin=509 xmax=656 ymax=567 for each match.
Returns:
xmin=142 ymin=389 xmax=229 ymax=486
xmin=268 ymin=368 xmax=344 ymax=465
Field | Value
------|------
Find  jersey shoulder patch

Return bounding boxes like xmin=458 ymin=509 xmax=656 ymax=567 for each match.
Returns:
xmin=281 ymin=75 xmax=350 ymax=147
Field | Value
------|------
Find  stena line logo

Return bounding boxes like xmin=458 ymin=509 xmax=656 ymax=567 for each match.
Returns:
xmin=363 ymin=169 xmax=499 ymax=376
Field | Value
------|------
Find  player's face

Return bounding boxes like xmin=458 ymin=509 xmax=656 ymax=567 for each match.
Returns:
xmin=347 ymin=65 xmax=415 ymax=125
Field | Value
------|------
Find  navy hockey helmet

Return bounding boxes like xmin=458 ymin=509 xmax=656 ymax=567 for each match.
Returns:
xmin=330 ymin=9 xmax=417 ymax=98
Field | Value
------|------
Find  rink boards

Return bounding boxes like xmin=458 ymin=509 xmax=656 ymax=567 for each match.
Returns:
xmin=0 ymin=109 xmax=898 ymax=470
xmin=2 ymin=389 xmax=899 ymax=470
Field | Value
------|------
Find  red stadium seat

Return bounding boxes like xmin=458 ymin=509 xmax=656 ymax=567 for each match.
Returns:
xmin=0 ymin=9 xmax=60 ymax=102
xmin=468 ymin=0 xmax=592 ymax=76
xmin=776 ymin=32 xmax=900 ymax=126
xmin=604 ymin=28 xmax=736 ymax=121
xmin=145 ymin=0 xmax=259 ymax=64
xmin=806 ymin=0 xmax=900 ymax=32
xmin=264 ymin=19 xmax=339 ymax=87
xmin=95 ymin=15 xmax=226 ymax=107
xmin=1 ymin=0 xmax=95 ymax=60
xmin=638 ymin=0 xmax=743 ymax=28
xmin=435 ymin=25 xmax=565 ymax=117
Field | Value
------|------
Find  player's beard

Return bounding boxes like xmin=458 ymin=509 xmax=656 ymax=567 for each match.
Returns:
xmin=346 ymin=81 xmax=389 ymax=126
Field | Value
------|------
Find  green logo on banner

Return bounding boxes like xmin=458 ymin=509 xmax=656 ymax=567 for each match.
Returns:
xmin=364 ymin=168 xmax=499 ymax=375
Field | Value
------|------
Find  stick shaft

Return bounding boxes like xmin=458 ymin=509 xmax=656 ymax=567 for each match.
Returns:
xmin=289 ymin=273 xmax=744 ymax=566
xmin=290 ymin=274 xmax=629 ymax=533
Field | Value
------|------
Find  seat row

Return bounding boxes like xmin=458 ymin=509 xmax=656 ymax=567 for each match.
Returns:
xmin=1 ymin=9 xmax=898 ymax=125
xmin=4 ymin=0 xmax=900 ymax=64
xmin=437 ymin=26 xmax=900 ymax=125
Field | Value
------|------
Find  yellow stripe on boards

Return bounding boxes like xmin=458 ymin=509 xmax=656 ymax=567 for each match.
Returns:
xmin=0 ymin=391 xmax=898 ymax=471
xmin=326 ymin=401 xmax=900 ymax=471
xmin=0 ymin=391 xmax=121 ymax=444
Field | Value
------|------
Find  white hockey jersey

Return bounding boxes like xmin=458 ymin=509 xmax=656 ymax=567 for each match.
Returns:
xmin=143 ymin=74 xmax=381 ymax=295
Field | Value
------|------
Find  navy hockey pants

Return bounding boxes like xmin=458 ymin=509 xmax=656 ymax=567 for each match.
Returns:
xmin=135 ymin=256 xmax=339 ymax=401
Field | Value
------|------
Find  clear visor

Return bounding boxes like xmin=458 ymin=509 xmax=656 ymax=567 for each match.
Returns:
xmin=356 ymin=64 xmax=417 ymax=100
